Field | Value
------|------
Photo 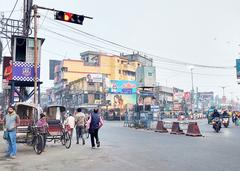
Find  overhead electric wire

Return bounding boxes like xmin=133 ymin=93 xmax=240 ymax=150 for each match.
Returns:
xmin=41 ymin=28 xmax=233 ymax=78
xmin=1 ymin=0 xmax=19 ymax=54
xmin=41 ymin=26 xmax=123 ymax=54
xmin=42 ymin=16 xmax=126 ymax=52
xmin=0 ymin=9 xmax=21 ymax=13
xmin=39 ymin=24 xmax=234 ymax=78
xmin=155 ymin=65 xmax=233 ymax=77
xmin=42 ymin=14 xmax=234 ymax=69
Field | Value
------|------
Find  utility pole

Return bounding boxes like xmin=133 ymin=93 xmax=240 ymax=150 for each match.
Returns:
xmin=33 ymin=5 xmax=38 ymax=104
xmin=190 ymin=67 xmax=194 ymax=113
xmin=221 ymin=86 xmax=226 ymax=97
xmin=23 ymin=0 xmax=33 ymax=36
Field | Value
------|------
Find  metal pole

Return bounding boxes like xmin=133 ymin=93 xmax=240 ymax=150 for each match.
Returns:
xmin=222 ymin=86 xmax=225 ymax=97
xmin=190 ymin=68 xmax=194 ymax=112
xmin=33 ymin=5 xmax=38 ymax=104
xmin=191 ymin=68 xmax=194 ymax=94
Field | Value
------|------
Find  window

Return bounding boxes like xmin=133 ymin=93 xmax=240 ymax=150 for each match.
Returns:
xmin=119 ymin=70 xmax=122 ymax=74
xmin=88 ymin=82 xmax=94 ymax=86
xmin=148 ymin=72 xmax=153 ymax=76
xmin=62 ymin=67 xmax=68 ymax=72
xmin=95 ymin=94 xmax=100 ymax=100
xmin=83 ymin=94 xmax=88 ymax=103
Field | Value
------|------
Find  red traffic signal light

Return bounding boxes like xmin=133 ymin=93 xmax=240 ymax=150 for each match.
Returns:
xmin=55 ymin=11 xmax=84 ymax=25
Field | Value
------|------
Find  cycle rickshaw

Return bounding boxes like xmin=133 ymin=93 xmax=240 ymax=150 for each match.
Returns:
xmin=45 ymin=105 xmax=71 ymax=149
xmin=15 ymin=102 xmax=44 ymax=154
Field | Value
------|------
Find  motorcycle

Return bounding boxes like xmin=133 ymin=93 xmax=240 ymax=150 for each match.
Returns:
xmin=212 ymin=117 xmax=221 ymax=133
xmin=222 ymin=117 xmax=229 ymax=128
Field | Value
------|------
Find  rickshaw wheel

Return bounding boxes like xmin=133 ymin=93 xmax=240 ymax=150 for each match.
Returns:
xmin=61 ymin=134 xmax=65 ymax=146
xmin=33 ymin=134 xmax=44 ymax=155
xmin=64 ymin=132 xmax=71 ymax=149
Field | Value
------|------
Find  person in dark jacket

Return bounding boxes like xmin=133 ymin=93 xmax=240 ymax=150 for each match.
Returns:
xmin=222 ymin=110 xmax=229 ymax=118
xmin=212 ymin=109 xmax=220 ymax=119
xmin=87 ymin=109 xmax=103 ymax=148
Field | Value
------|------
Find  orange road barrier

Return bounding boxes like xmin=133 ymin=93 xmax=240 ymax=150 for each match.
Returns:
xmin=155 ymin=121 xmax=168 ymax=133
xmin=170 ymin=122 xmax=185 ymax=135
xmin=186 ymin=122 xmax=202 ymax=137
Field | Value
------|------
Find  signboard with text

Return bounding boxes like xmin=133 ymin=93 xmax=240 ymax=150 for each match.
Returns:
xmin=86 ymin=74 xmax=103 ymax=83
xmin=236 ymin=59 xmax=240 ymax=79
xmin=109 ymin=80 xmax=138 ymax=94
xmin=12 ymin=61 xmax=40 ymax=82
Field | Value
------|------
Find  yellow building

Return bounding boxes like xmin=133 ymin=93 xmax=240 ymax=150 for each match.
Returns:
xmin=54 ymin=51 xmax=141 ymax=85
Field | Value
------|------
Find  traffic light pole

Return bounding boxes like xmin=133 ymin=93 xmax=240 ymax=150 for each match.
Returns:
xmin=32 ymin=4 xmax=92 ymax=104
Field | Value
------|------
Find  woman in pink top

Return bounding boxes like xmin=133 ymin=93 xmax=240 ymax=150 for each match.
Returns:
xmin=36 ymin=113 xmax=48 ymax=150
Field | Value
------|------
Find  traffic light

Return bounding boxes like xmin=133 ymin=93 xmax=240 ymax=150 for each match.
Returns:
xmin=55 ymin=11 xmax=84 ymax=25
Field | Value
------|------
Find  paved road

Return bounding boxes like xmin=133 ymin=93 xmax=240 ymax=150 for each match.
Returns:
xmin=0 ymin=119 xmax=239 ymax=171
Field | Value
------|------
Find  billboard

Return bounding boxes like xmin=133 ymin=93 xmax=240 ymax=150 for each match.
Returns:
xmin=109 ymin=80 xmax=138 ymax=94
xmin=3 ymin=57 xmax=13 ymax=81
xmin=106 ymin=94 xmax=137 ymax=110
xmin=173 ymin=88 xmax=184 ymax=102
xmin=86 ymin=74 xmax=103 ymax=83
xmin=2 ymin=57 xmax=12 ymax=89
xmin=184 ymin=92 xmax=191 ymax=101
xmin=198 ymin=92 xmax=214 ymax=101
xmin=49 ymin=60 xmax=61 ymax=80
xmin=236 ymin=59 xmax=240 ymax=79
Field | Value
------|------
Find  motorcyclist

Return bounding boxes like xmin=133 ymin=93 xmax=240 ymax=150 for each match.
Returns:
xmin=232 ymin=112 xmax=236 ymax=123
xmin=222 ymin=110 xmax=229 ymax=118
xmin=212 ymin=109 xmax=220 ymax=119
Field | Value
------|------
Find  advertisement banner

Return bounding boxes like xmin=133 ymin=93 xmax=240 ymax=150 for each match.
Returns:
xmin=109 ymin=80 xmax=138 ymax=94
xmin=107 ymin=94 xmax=137 ymax=110
xmin=49 ymin=60 xmax=61 ymax=80
xmin=12 ymin=61 xmax=40 ymax=82
xmin=184 ymin=92 xmax=191 ymax=101
xmin=86 ymin=74 xmax=103 ymax=83
xmin=198 ymin=92 xmax=214 ymax=101
xmin=236 ymin=59 xmax=240 ymax=79
xmin=3 ymin=57 xmax=12 ymax=81
xmin=2 ymin=57 xmax=12 ymax=89
xmin=173 ymin=88 xmax=184 ymax=102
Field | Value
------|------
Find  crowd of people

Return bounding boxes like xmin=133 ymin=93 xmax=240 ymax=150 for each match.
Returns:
xmin=3 ymin=106 xmax=104 ymax=159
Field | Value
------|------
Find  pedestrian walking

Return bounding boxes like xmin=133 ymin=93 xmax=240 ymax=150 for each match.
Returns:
xmin=64 ymin=112 xmax=75 ymax=138
xmin=36 ymin=113 xmax=48 ymax=151
xmin=3 ymin=105 xmax=20 ymax=159
xmin=75 ymin=108 xmax=86 ymax=145
xmin=87 ymin=108 xmax=104 ymax=149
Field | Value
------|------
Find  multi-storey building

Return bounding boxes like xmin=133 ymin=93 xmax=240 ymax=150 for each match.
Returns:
xmin=53 ymin=51 xmax=142 ymax=105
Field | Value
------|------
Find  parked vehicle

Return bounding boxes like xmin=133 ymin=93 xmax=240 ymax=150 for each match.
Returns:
xmin=15 ymin=102 xmax=44 ymax=154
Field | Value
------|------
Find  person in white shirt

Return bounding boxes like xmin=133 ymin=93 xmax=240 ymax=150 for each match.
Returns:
xmin=75 ymin=108 xmax=86 ymax=145
xmin=64 ymin=113 xmax=75 ymax=138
